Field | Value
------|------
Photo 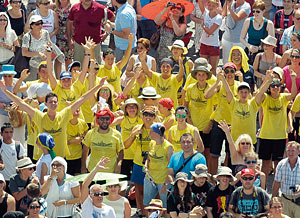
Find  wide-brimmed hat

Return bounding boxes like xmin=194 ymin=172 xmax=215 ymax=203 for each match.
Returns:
xmin=102 ymin=178 xmax=128 ymax=192
xmin=172 ymin=172 xmax=193 ymax=185
xmin=261 ymin=35 xmax=277 ymax=47
xmin=145 ymin=199 xmax=166 ymax=211
xmin=168 ymin=40 xmax=188 ymax=55
xmin=272 ymin=67 xmax=283 ymax=80
xmin=16 ymin=157 xmax=36 ymax=170
xmin=238 ymin=82 xmax=250 ymax=90
xmin=191 ymin=58 xmax=212 ymax=80
xmin=121 ymin=98 xmax=140 ymax=113
xmin=138 ymin=86 xmax=161 ymax=99
xmin=0 ymin=173 xmax=4 ymax=182
xmin=0 ymin=65 xmax=17 ymax=76
xmin=190 ymin=164 xmax=211 ymax=178
xmin=213 ymin=166 xmax=236 ymax=181
xmin=29 ymin=15 xmax=42 ymax=25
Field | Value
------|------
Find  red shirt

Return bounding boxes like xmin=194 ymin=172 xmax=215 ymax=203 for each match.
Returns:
xmin=68 ymin=1 xmax=114 ymax=44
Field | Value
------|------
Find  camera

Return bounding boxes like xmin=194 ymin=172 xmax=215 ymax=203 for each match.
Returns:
xmin=167 ymin=2 xmax=177 ymax=7
xmin=142 ymin=151 xmax=148 ymax=164
xmin=290 ymin=185 xmax=298 ymax=193
xmin=242 ymin=212 xmax=251 ymax=218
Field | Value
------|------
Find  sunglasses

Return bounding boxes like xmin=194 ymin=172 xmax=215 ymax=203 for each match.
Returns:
xmin=241 ymin=176 xmax=254 ymax=181
xmin=12 ymin=0 xmax=21 ymax=3
xmin=51 ymin=163 xmax=63 ymax=167
xmin=252 ymin=10 xmax=261 ymax=14
xmin=98 ymin=116 xmax=110 ymax=121
xmin=270 ymin=83 xmax=281 ymax=88
xmin=107 ymin=184 xmax=119 ymax=188
xmin=291 ymin=54 xmax=300 ymax=59
xmin=0 ymin=181 xmax=4 ymax=184
xmin=176 ymin=114 xmax=187 ymax=118
xmin=240 ymin=142 xmax=251 ymax=146
xmin=29 ymin=205 xmax=41 ymax=209
xmin=94 ymin=67 xmax=99 ymax=71
xmin=224 ymin=68 xmax=236 ymax=74
xmin=100 ymin=89 xmax=110 ymax=93
xmin=0 ymin=19 xmax=7 ymax=22
xmin=40 ymin=1 xmax=50 ymax=5
xmin=92 ymin=192 xmax=105 ymax=197
xmin=171 ymin=6 xmax=183 ymax=11
xmin=33 ymin=21 xmax=43 ymax=26
xmin=143 ymin=112 xmax=155 ymax=117
xmin=245 ymin=160 xmax=257 ymax=165
xmin=28 ymin=167 xmax=35 ymax=171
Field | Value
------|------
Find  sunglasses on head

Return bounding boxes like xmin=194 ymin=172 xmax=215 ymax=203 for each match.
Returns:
xmin=92 ymin=192 xmax=105 ymax=197
xmin=241 ymin=176 xmax=254 ymax=181
xmin=252 ymin=10 xmax=261 ymax=14
xmin=29 ymin=205 xmax=41 ymax=209
xmin=143 ymin=112 xmax=155 ymax=117
xmin=98 ymin=116 xmax=110 ymax=121
xmin=245 ymin=160 xmax=257 ymax=164
xmin=51 ymin=163 xmax=63 ymax=167
xmin=240 ymin=142 xmax=251 ymax=146
xmin=33 ymin=21 xmax=43 ymax=26
xmin=176 ymin=114 xmax=187 ymax=118
xmin=224 ymin=68 xmax=235 ymax=74
xmin=291 ymin=54 xmax=300 ymax=59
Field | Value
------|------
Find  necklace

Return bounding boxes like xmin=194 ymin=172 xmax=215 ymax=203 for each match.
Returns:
xmin=254 ymin=18 xmax=264 ymax=28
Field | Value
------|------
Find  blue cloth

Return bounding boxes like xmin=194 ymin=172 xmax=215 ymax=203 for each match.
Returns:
xmin=131 ymin=163 xmax=145 ymax=185
xmin=115 ymin=2 xmax=137 ymax=50
xmin=168 ymin=151 xmax=207 ymax=179
xmin=140 ymin=0 xmax=151 ymax=20
xmin=247 ymin=17 xmax=268 ymax=46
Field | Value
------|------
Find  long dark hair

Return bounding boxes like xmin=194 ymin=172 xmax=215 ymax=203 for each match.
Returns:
xmin=96 ymin=88 xmax=113 ymax=111
xmin=173 ymin=180 xmax=194 ymax=213
xmin=177 ymin=3 xmax=186 ymax=24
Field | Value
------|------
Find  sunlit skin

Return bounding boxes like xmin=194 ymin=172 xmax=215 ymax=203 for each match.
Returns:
xmin=169 ymin=5 xmax=184 ymax=18
xmin=10 ymin=0 xmax=22 ymax=9
xmin=99 ymin=87 xmax=111 ymax=102
xmin=0 ymin=15 xmax=7 ymax=29
xmin=194 ymin=177 xmax=207 ymax=187
xmin=291 ymin=35 xmax=300 ymax=49
xmin=176 ymin=109 xmax=187 ymax=125
xmin=20 ymin=166 xmax=35 ymax=179
xmin=253 ymin=8 xmax=264 ymax=19
xmin=45 ymin=96 xmax=58 ymax=112
xmin=270 ymin=202 xmax=284 ymax=217
xmin=241 ymin=175 xmax=255 ymax=190
xmin=37 ymin=67 xmax=49 ymax=82
xmin=290 ymin=50 xmax=300 ymax=66
xmin=28 ymin=201 xmax=41 ymax=217
xmin=171 ymin=47 xmax=184 ymax=58
xmin=2 ymin=74 xmax=14 ymax=86
xmin=238 ymin=88 xmax=250 ymax=103
xmin=158 ymin=103 xmax=169 ymax=115
xmin=143 ymin=98 xmax=159 ymax=107
xmin=231 ymin=49 xmax=242 ymax=66
xmin=98 ymin=115 xmax=110 ymax=130
xmin=1 ymin=127 xmax=13 ymax=144
xmin=180 ymin=136 xmax=194 ymax=153
xmin=103 ymin=54 xmax=115 ymax=69
xmin=239 ymin=140 xmax=252 ymax=156
xmin=217 ymin=175 xmax=231 ymax=188
xmin=137 ymin=43 xmax=147 ymax=55
xmin=195 ymin=71 xmax=208 ymax=89
xmin=207 ymin=1 xmax=218 ymax=12
xmin=70 ymin=66 xmax=81 ymax=82
xmin=126 ymin=104 xmax=138 ymax=118
xmin=160 ymin=62 xmax=172 ymax=79
xmin=61 ymin=78 xmax=72 ymax=89
xmin=224 ymin=67 xmax=235 ymax=81
xmin=90 ymin=185 xmax=105 ymax=207
xmin=142 ymin=112 xmax=155 ymax=128
xmin=270 ymin=83 xmax=281 ymax=98
xmin=106 ymin=184 xmax=121 ymax=196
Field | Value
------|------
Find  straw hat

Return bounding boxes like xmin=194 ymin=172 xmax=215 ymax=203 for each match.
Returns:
xmin=121 ymin=98 xmax=140 ymax=113
xmin=102 ymin=178 xmax=128 ymax=192
xmin=138 ymin=86 xmax=161 ymax=99
xmin=168 ymin=40 xmax=188 ymax=55
xmin=145 ymin=199 xmax=166 ymax=211
xmin=16 ymin=157 xmax=36 ymax=170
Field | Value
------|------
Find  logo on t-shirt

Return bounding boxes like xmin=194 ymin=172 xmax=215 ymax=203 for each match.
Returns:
xmin=92 ymin=141 xmax=113 ymax=147
xmin=235 ymin=109 xmax=250 ymax=119
xmin=43 ymin=128 xmax=62 ymax=135
xmin=237 ymin=199 xmax=259 ymax=215
xmin=191 ymin=96 xmax=207 ymax=105
xmin=157 ymin=84 xmax=170 ymax=93
xmin=268 ymin=105 xmax=282 ymax=113
xmin=216 ymin=195 xmax=230 ymax=213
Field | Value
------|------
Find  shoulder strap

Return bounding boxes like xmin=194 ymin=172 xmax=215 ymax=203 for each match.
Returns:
xmin=0 ymin=139 xmax=2 ymax=149
xmin=175 ymin=152 xmax=198 ymax=175
xmin=15 ymin=142 xmax=20 ymax=159
xmin=262 ymin=18 xmax=267 ymax=39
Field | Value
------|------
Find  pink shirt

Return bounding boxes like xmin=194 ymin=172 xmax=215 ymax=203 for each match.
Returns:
xmin=283 ymin=66 xmax=300 ymax=94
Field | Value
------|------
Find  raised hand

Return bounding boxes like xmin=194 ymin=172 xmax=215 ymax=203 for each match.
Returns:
xmin=20 ymin=69 xmax=30 ymax=80
xmin=99 ymin=76 xmax=107 ymax=87
xmin=128 ymin=33 xmax=134 ymax=43
xmin=218 ymin=120 xmax=231 ymax=133
xmin=95 ymin=157 xmax=110 ymax=170
xmin=81 ymin=36 xmax=96 ymax=51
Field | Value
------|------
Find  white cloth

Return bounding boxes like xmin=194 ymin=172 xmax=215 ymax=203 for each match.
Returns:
xmin=33 ymin=9 xmax=56 ymax=43
xmin=82 ymin=196 xmax=116 ymax=218
xmin=0 ymin=139 xmax=25 ymax=181
xmin=200 ymin=8 xmax=222 ymax=47
xmin=35 ymin=154 xmax=52 ymax=180
xmin=103 ymin=196 xmax=126 ymax=218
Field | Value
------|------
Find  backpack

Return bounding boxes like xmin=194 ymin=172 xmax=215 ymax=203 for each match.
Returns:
xmin=0 ymin=140 xmax=21 ymax=160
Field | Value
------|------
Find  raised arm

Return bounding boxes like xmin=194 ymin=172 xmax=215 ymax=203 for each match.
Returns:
xmin=176 ymin=56 xmax=184 ymax=83
xmin=13 ymin=69 xmax=30 ymax=94
xmin=78 ymin=37 xmax=95 ymax=84
xmin=227 ymin=0 xmax=248 ymax=21
xmin=124 ymin=126 xmax=142 ymax=149
xmin=286 ymin=70 xmax=297 ymax=101
xmin=123 ymin=70 xmax=141 ymax=97
xmin=218 ymin=120 xmax=239 ymax=159
xmin=255 ymin=71 xmax=273 ymax=105
xmin=116 ymin=33 xmax=134 ymax=70
xmin=46 ymin=49 xmax=57 ymax=90
xmin=198 ymin=0 xmax=205 ymax=14
xmin=218 ymin=72 xmax=233 ymax=103
xmin=154 ymin=5 xmax=168 ymax=25
xmin=204 ymin=77 xmax=221 ymax=99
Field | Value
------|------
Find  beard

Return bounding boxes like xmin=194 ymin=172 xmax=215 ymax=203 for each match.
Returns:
xmin=99 ymin=123 xmax=109 ymax=130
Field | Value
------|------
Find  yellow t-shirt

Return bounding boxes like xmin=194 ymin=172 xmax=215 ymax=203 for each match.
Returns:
xmin=259 ymin=94 xmax=289 ymax=139
xmin=132 ymin=124 xmax=151 ymax=166
xmin=120 ymin=116 xmax=143 ymax=160
xmin=97 ymin=64 xmax=121 ymax=94
xmin=169 ymin=123 xmax=198 ymax=152
xmin=183 ymin=74 xmax=217 ymax=91
xmin=161 ymin=113 xmax=176 ymax=137
xmin=27 ymin=115 xmax=42 ymax=161
xmin=291 ymin=94 xmax=300 ymax=135
xmin=214 ymin=80 xmax=239 ymax=124
xmin=32 ymin=107 xmax=72 ymax=157
xmin=230 ymin=98 xmax=259 ymax=143
xmin=148 ymin=139 xmax=173 ymax=184
xmin=53 ymin=79 xmax=84 ymax=112
xmin=128 ymin=77 xmax=153 ymax=104
xmin=151 ymin=72 xmax=183 ymax=108
xmin=185 ymin=83 xmax=214 ymax=131
xmin=66 ymin=118 xmax=89 ymax=160
xmin=82 ymin=127 xmax=124 ymax=172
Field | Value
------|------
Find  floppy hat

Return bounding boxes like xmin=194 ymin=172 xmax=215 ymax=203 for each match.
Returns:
xmin=0 ymin=65 xmax=17 ymax=76
xmin=145 ymin=199 xmax=166 ymax=211
xmin=241 ymin=168 xmax=255 ymax=177
xmin=16 ymin=157 xmax=36 ymax=170
xmin=68 ymin=61 xmax=81 ymax=71
xmin=261 ymin=35 xmax=277 ymax=47
xmin=29 ymin=15 xmax=42 ymax=25
xmin=168 ymin=40 xmax=188 ymax=55
xmin=138 ymin=86 xmax=161 ymax=99
xmin=121 ymin=98 xmax=140 ymax=113
xmin=190 ymin=164 xmax=211 ymax=178
xmin=191 ymin=58 xmax=212 ymax=80
xmin=172 ymin=172 xmax=193 ymax=185
xmin=60 ymin=71 xmax=72 ymax=80
xmin=27 ymin=83 xmax=52 ymax=99
xmin=272 ymin=67 xmax=283 ymax=80
xmin=102 ymin=178 xmax=128 ymax=192
xmin=213 ymin=166 xmax=236 ymax=181
xmin=238 ymin=82 xmax=250 ymax=90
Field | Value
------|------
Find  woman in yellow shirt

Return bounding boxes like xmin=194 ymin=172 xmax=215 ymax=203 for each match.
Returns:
xmin=158 ymin=98 xmax=176 ymax=137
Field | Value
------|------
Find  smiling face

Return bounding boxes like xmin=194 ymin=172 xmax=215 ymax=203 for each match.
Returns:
xmin=103 ymin=53 xmax=115 ymax=66
xmin=38 ymin=67 xmax=48 ymax=81
xmin=90 ymin=185 xmax=104 ymax=204
xmin=10 ymin=0 xmax=22 ymax=9
xmin=142 ymin=112 xmax=155 ymax=126
xmin=176 ymin=109 xmax=187 ymax=124
xmin=270 ymin=202 xmax=283 ymax=215
xmin=28 ymin=201 xmax=41 ymax=216
xmin=291 ymin=35 xmax=300 ymax=49
xmin=180 ymin=135 xmax=194 ymax=153
xmin=2 ymin=74 xmax=14 ymax=86
xmin=207 ymin=0 xmax=218 ymax=12
xmin=290 ymin=49 xmax=300 ymax=65
xmin=160 ymin=62 xmax=172 ymax=76
xmin=177 ymin=179 xmax=188 ymax=190
xmin=0 ymin=15 xmax=8 ymax=29
xmin=252 ymin=7 xmax=264 ymax=19
xmin=224 ymin=67 xmax=235 ymax=81
xmin=239 ymin=140 xmax=251 ymax=155
xmin=106 ymin=184 xmax=121 ymax=195
xmin=195 ymin=71 xmax=208 ymax=83
xmin=240 ymin=174 xmax=255 ymax=189
xmin=126 ymin=104 xmax=138 ymax=118
xmin=99 ymin=87 xmax=111 ymax=101
xmin=98 ymin=115 xmax=111 ymax=130
xmin=231 ymin=49 xmax=242 ymax=65
xmin=45 ymin=96 xmax=58 ymax=111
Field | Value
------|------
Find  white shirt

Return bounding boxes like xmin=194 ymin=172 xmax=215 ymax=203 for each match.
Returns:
xmin=35 ymin=154 xmax=52 ymax=180
xmin=82 ymin=196 xmax=116 ymax=218
xmin=56 ymin=180 xmax=79 ymax=216
xmin=0 ymin=139 xmax=25 ymax=181
xmin=0 ymin=29 xmax=17 ymax=62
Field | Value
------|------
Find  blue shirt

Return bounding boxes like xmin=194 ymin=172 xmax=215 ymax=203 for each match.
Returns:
xmin=168 ymin=151 xmax=207 ymax=179
xmin=115 ymin=2 xmax=137 ymax=50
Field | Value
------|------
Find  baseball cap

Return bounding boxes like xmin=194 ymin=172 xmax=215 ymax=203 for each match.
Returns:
xmin=241 ymin=168 xmax=255 ymax=177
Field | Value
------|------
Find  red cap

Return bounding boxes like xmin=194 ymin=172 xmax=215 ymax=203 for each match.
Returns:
xmin=224 ymin=62 xmax=237 ymax=70
xmin=159 ymin=98 xmax=174 ymax=110
xmin=241 ymin=168 xmax=255 ymax=177
xmin=95 ymin=109 xmax=114 ymax=125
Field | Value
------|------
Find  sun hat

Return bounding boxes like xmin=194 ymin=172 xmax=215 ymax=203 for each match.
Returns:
xmin=16 ymin=157 xmax=36 ymax=170
xmin=145 ymin=199 xmax=166 ymax=211
xmin=241 ymin=168 xmax=255 ymax=177
xmin=0 ymin=173 xmax=4 ymax=182
xmin=0 ymin=65 xmax=17 ymax=76
xmin=95 ymin=108 xmax=114 ymax=124
xmin=238 ymin=82 xmax=250 ymax=90
xmin=27 ymin=83 xmax=52 ymax=99
xmin=138 ymin=86 xmax=161 ymax=99
xmin=68 ymin=61 xmax=81 ymax=71
xmin=159 ymin=98 xmax=174 ymax=110
xmin=29 ymin=15 xmax=42 ymax=25
xmin=191 ymin=58 xmax=212 ymax=80
xmin=168 ymin=40 xmax=188 ymax=55
xmin=224 ymin=62 xmax=237 ymax=70
xmin=102 ymin=178 xmax=128 ymax=192
xmin=121 ymin=98 xmax=140 ymax=113
xmin=142 ymin=105 xmax=157 ymax=115
xmin=172 ymin=172 xmax=193 ymax=185
xmin=272 ymin=67 xmax=283 ymax=80
xmin=59 ymin=71 xmax=72 ymax=80
xmin=190 ymin=164 xmax=211 ymax=178
xmin=213 ymin=166 xmax=236 ymax=181
xmin=261 ymin=35 xmax=277 ymax=47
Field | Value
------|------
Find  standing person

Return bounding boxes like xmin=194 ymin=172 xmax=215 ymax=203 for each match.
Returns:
xmin=67 ymin=0 xmax=115 ymax=64
xmin=104 ymin=0 xmax=137 ymax=63
xmin=272 ymin=141 xmax=300 ymax=217
xmin=222 ymin=0 xmax=251 ymax=63
xmin=0 ymin=173 xmax=15 ymax=217
xmin=229 ymin=168 xmax=270 ymax=217
xmin=198 ymin=0 xmax=222 ymax=75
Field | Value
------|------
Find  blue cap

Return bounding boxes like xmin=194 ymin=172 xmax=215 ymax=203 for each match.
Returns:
xmin=68 ymin=61 xmax=81 ymax=71
xmin=37 ymin=133 xmax=55 ymax=150
xmin=160 ymin=58 xmax=173 ymax=67
xmin=150 ymin=122 xmax=165 ymax=137
xmin=59 ymin=71 xmax=72 ymax=80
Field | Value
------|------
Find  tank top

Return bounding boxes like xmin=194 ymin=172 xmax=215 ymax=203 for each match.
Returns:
xmin=247 ymin=17 xmax=268 ymax=46
xmin=103 ymin=196 xmax=126 ymax=218
xmin=134 ymin=55 xmax=153 ymax=70
xmin=257 ymin=53 xmax=277 ymax=87
xmin=33 ymin=9 xmax=56 ymax=43
xmin=7 ymin=10 xmax=25 ymax=36
xmin=0 ymin=193 xmax=8 ymax=218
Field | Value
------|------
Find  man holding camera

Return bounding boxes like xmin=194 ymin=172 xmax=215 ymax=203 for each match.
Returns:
xmin=272 ymin=141 xmax=300 ymax=217
xmin=229 ymin=168 xmax=270 ymax=217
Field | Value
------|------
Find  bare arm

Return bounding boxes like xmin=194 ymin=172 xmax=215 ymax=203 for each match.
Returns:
xmin=24 ymin=12 xmax=33 ymax=33
xmin=228 ymin=1 xmax=248 ymax=21
xmin=260 ymin=172 xmax=266 ymax=189
xmin=240 ymin=18 xmax=251 ymax=48
xmin=272 ymin=180 xmax=281 ymax=197
xmin=286 ymin=70 xmax=297 ymax=101
xmin=124 ymin=198 xmax=132 ymax=218
xmin=124 ymin=126 xmax=141 ymax=149
xmin=81 ymin=145 xmax=89 ymax=173
xmin=218 ymin=121 xmax=239 ymax=160
xmin=204 ymin=78 xmax=221 ymax=99
xmin=67 ymin=186 xmax=80 ymax=204
xmin=198 ymin=0 xmax=205 ymax=14
xmin=46 ymin=50 xmax=57 ymax=90
xmin=176 ymin=56 xmax=184 ymax=82
xmin=255 ymin=72 xmax=273 ymax=105
xmin=267 ymin=20 xmax=275 ymax=37
xmin=194 ymin=129 xmax=204 ymax=153
xmin=50 ymin=11 xmax=60 ymax=39
xmin=206 ymin=207 xmax=213 ymax=218
xmin=116 ymin=33 xmax=134 ymax=70
xmin=7 ymin=195 xmax=16 ymax=211
xmin=114 ymin=149 xmax=124 ymax=173
xmin=39 ymin=162 xmax=48 ymax=185
xmin=154 ymin=7 xmax=168 ymax=25
xmin=66 ymin=19 xmax=74 ymax=45
xmin=253 ymin=54 xmax=266 ymax=80
xmin=13 ymin=70 xmax=30 ymax=94
xmin=218 ymin=73 xmax=233 ymax=103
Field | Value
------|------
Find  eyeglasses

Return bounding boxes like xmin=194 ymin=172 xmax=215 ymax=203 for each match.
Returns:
xmin=245 ymin=160 xmax=257 ymax=165
xmin=40 ymin=1 xmax=50 ymax=5
xmin=107 ymin=184 xmax=119 ymax=188
xmin=224 ymin=68 xmax=236 ymax=74
xmin=33 ymin=21 xmax=43 ymax=26
xmin=0 ymin=19 xmax=7 ymax=22
xmin=291 ymin=55 xmax=300 ymax=59
xmin=12 ymin=0 xmax=21 ymax=3
xmin=171 ymin=6 xmax=182 ymax=11
xmin=29 ymin=205 xmax=41 ymax=210
xmin=51 ymin=163 xmax=63 ymax=167
xmin=241 ymin=176 xmax=254 ymax=181
xmin=98 ymin=116 xmax=110 ymax=121
xmin=240 ymin=142 xmax=251 ymax=146
xmin=270 ymin=83 xmax=281 ymax=88
xmin=92 ymin=192 xmax=105 ymax=197
xmin=176 ymin=114 xmax=187 ymax=118
xmin=271 ymin=206 xmax=282 ymax=209
xmin=100 ymin=89 xmax=110 ymax=93
xmin=143 ymin=112 xmax=155 ymax=117
xmin=252 ymin=10 xmax=261 ymax=14
xmin=137 ymin=46 xmax=144 ymax=50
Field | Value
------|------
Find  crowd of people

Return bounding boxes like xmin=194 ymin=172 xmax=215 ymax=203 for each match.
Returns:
xmin=1 ymin=0 xmax=300 ymax=217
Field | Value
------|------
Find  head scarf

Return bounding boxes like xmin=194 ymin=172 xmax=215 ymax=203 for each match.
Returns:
xmin=228 ymin=46 xmax=249 ymax=73
xmin=0 ymin=12 xmax=13 ymax=36
xmin=37 ymin=133 xmax=56 ymax=159
xmin=50 ymin=156 xmax=67 ymax=174
xmin=159 ymin=98 xmax=174 ymax=110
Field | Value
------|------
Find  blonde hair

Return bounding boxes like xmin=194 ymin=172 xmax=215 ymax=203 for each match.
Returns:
xmin=253 ymin=0 xmax=265 ymax=10
xmin=243 ymin=152 xmax=258 ymax=161
xmin=269 ymin=197 xmax=283 ymax=208
xmin=235 ymin=134 xmax=254 ymax=153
